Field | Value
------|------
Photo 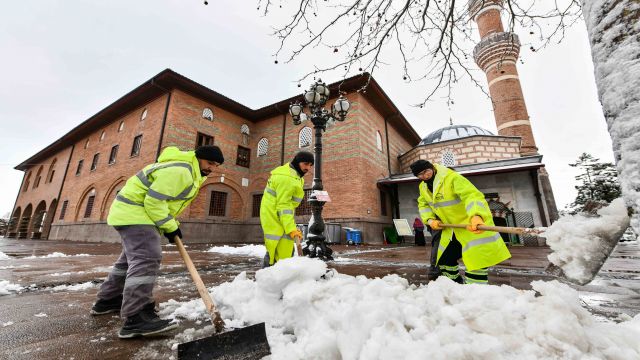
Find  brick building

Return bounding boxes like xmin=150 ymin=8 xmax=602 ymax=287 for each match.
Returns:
xmin=6 ymin=69 xmax=422 ymax=244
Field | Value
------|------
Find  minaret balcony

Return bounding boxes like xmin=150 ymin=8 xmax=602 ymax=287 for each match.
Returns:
xmin=473 ymin=32 xmax=521 ymax=72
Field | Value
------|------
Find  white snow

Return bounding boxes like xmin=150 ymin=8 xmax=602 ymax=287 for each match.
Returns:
xmin=51 ymin=282 xmax=96 ymax=292
xmin=24 ymin=252 xmax=91 ymax=259
xmin=545 ymin=198 xmax=630 ymax=284
xmin=33 ymin=313 xmax=47 ymax=318
xmin=582 ymin=0 xmax=640 ymax=234
xmin=207 ymin=244 xmax=266 ymax=258
xmin=0 ymin=280 xmax=23 ymax=295
xmin=2 ymin=321 xmax=13 ymax=327
xmin=0 ymin=252 xmax=10 ymax=260
xmin=160 ymin=257 xmax=640 ymax=359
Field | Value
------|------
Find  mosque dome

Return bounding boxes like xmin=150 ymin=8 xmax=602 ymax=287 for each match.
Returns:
xmin=419 ymin=124 xmax=495 ymax=145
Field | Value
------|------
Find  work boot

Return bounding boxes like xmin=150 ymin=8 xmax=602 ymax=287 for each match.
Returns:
xmin=90 ymin=294 xmax=123 ymax=315
xmin=118 ymin=302 xmax=177 ymax=339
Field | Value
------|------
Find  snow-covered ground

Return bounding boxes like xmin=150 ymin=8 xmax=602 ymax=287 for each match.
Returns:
xmin=207 ymin=244 xmax=266 ymax=258
xmin=159 ymin=257 xmax=640 ymax=359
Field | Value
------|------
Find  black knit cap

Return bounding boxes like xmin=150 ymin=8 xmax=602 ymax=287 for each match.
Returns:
xmin=195 ymin=145 xmax=224 ymax=164
xmin=410 ymin=159 xmax=434 ymax=176
xmin=292 ymin=151 xmax=314 ymax=165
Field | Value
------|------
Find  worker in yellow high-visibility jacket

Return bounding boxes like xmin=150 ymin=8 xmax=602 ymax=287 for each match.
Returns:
xmin=260 ymin=151 xmax=314 ymax=266
xmin=91 ymin=145 xmax=224 ymax=338
xmin=411 ymin=159 xmax=511 ymax=284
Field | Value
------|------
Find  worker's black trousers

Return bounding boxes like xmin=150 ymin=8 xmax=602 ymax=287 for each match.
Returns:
xmin=96 ymin=225 xmax=162 ymax=318
xmin=437 ymin=234 xmax=489 ymax=285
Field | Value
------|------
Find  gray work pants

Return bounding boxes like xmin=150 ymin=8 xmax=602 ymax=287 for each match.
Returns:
xmin=96 ymin=225 xmax=162 ymax=318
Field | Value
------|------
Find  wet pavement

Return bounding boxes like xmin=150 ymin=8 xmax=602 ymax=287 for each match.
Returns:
xmin=0 ymin=238 xmax=639 ymax=359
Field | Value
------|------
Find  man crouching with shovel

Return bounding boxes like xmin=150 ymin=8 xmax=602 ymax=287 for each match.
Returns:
xmin=411 ymin=159 xmax=511 ymax=284
xmin=90 ymin=145 xmax=224 ymax=338
xmin=261 ymin=151 xmax=314 ymax=267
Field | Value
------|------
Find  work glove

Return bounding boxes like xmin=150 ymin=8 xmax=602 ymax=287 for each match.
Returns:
xmin=427 ymin=219 xmax=442 ymax=231
xmin=289 ymin=229 xmax=303 ymax=241
xmin=467 ymin=216 xmax=485 ymax=234
xmin=164 ymin=228 xmax=182 ymax=243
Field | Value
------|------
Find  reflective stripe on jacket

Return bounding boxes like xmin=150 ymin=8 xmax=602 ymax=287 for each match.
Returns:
xmin=417 ymin=163 xmax=511 ymax=271
xmin=107 ymin=147 xmax=205 ymax=233
xmin=260 ymin=163 xmax=304 ymax=264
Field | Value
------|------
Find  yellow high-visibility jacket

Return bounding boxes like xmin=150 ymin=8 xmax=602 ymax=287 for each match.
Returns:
xmin=418 ymin=164 xmax=511 ymax=271
xmin=107 ymin=147 xmax=205 ymax=233
xmin=260 ymin=163 xmax=305 ymax=265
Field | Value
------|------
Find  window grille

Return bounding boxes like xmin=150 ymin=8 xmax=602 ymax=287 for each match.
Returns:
xmin=376 ymin=131 xmax=383 ymax=152
xmin=202 ymin=108 xmax=214 ymax=121
xmin=141 ymin=108 xmax=147 ymax=121
xmin=208 ymin=191 xmax=227 ymax=217
xmin=84 ymin=139 xmax=90 ymax=149
xmin=91 ymin=153 xmax=100 ymax=171
xmin=59 ymin=200 xmax=68 ymax=220
xmin=76 ymin=160 xmax=84 ymax=176
xmin=241 ymin=124 xmax=250 ymax=135
xmin=118 ymin=121 xmax=125 ymax=132
xmin=109 ymin=145 xmax=119 ymax=164
xmin=252 ymin=194 xmax=263 ymax=217
xmin=236 ymin=146 xmax=250 ymax=168
xmin=299 ymin=127 xmax=312 ymax=148
xmin=441 ymin=149 xmax=457 ymax=167
xmin=33 ymin=166 xmax=43 ymax=189
xmin=131 ymin=135 xmax=142 ymax=157
xmin=296 ymin=189 xmax=313 ymax=216
xmin=100 ymin=131 xmax=105 ymax=141
xmin=196 ymin=132 xmax=214 ymax=148
xmin=84 ymin=195 xmax=95 ymax=218
xmin=257 ymin=138 xmax=268 ymax=157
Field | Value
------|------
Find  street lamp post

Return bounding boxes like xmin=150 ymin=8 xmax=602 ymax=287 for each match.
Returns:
xmin=289 ymin=79 xmax=350 ymax=261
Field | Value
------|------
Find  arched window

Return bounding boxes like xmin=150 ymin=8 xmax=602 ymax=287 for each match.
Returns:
xmin=100 ymin=130 xmax=106 ymax=142
xmin=118 ymin=121 xmax=125 ymax=132
xmin=46 ymin=158 xmax=57 ymax=183
xmin=441 ymin=149 xmax=457 ymax=167
xmin=257 ymin=138 xmax=269 ymax=157
xmin=84 ymin=139 xmax=90 ymax=149
xmin=241 ymin=124 xmax=250 ymax=146
xmin=140 ymin=108 xmax=148 ymax=121
xmin=299 ymin=127 xmax=312 ymax=148
xmin=202 ymin=108 xmax=214 ymax=121
xmin=375 ymin=131 xmax=383 ymax=152
xmin=33 ymin=166 xmax=43 ymax=189
xmin=23 ymin=171 xmax=32 ymax=192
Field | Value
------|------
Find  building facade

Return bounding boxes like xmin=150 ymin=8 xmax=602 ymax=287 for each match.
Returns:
xmin=7 ymin=70 xmax=420 ymax=244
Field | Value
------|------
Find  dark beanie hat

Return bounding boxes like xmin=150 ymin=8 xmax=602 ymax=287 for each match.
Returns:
xmin=195 ymin=145 xmax=224 ymax=164
xmin=292 ymin=151 xmax=314 ymax=165
xmin=410 ymin=159 xmax=433 ymax=176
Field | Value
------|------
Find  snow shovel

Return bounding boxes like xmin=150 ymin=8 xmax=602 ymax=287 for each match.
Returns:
xmin=173 ymin=236 xmax=271 ymax=359
xmin=438 ymin=221 xmax=628 ymax=286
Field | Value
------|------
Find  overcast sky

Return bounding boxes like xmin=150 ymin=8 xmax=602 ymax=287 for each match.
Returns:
xmin=0 ymin=1 xmax=614 ymax=217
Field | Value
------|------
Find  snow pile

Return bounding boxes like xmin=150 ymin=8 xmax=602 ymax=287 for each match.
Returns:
xmin=207 ymin=244 xmax=266 ymax=258
xmin=24 ymin=252 xmax=91 ymax=259
xmin=51 ymin=282 xmax=96 ymax=292
xmin=161 ymin=257 xmax=640 ymax=359
xmin=545 ymin=198 xmax=630 ymax=284
xmin=0 ymin=252 xmax=10 ymax=260
xmin=0 ymin=280 xmax=23 ymax=295
xmin=582 ymin=0 xmax=640 ymax=234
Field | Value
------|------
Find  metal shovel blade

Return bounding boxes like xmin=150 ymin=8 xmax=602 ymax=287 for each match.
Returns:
xmin=177 ymin=322 xmax=270 ymax=360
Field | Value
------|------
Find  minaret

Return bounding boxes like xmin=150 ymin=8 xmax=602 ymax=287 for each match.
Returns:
xmin=470 ymin=0 xmax=538 ymax=156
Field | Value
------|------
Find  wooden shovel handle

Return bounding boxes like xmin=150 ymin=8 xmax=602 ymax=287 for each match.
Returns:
xmin=439 ymin=223 xmax=545 ymax=235
xmin=174 ymin=236 xmax=225 ymax=333
xmin=294 ymin=235 xmax=303 ymax=256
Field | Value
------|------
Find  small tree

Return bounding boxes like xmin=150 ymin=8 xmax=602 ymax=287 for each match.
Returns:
xmin=566 ymin=153 xmax=621 ymax=214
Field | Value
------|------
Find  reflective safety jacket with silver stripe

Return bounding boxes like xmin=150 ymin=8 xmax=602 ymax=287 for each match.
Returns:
xmin=260 ymin=163 xmax=304 ymax=262
xmin=417 ymin=163 xmax=511 ymax=271
xmin=107 ymin=147 xmax=205 ymax=233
